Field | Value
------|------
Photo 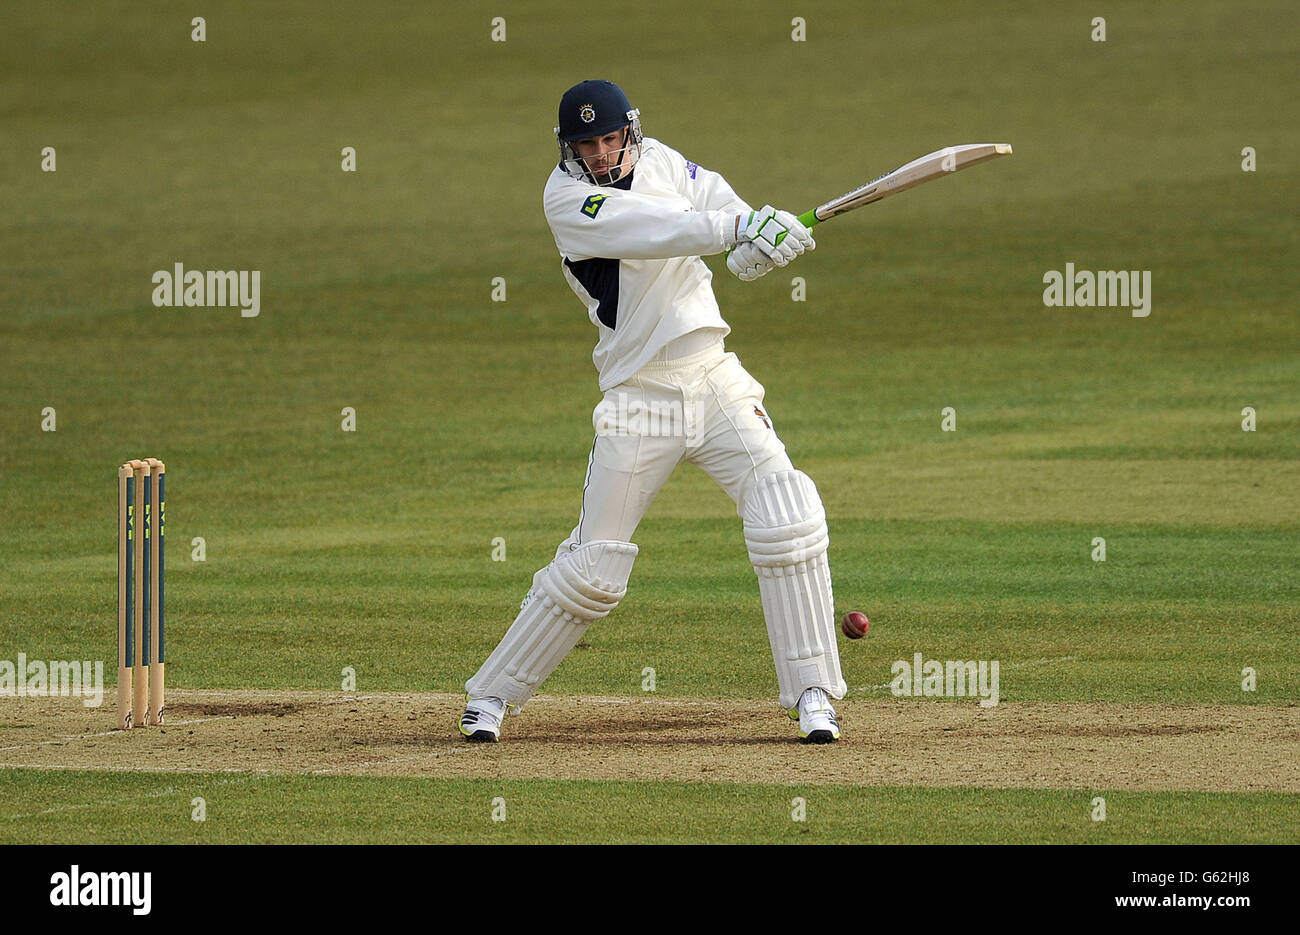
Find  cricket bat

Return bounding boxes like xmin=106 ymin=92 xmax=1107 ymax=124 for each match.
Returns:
xmin=798 ymin=142 xmax=1012 ymax=228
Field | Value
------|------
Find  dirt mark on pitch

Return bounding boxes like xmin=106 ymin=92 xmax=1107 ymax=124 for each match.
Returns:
xmin=1 ymin=690 xmax=1297 ymax=792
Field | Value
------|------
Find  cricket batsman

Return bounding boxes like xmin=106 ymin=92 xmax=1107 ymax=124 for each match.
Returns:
xmin=460 ymin=79 xmax=846 ymax=744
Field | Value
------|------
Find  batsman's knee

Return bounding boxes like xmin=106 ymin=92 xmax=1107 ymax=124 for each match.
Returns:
xmin=472 ymin=539 xmax=640 ymax=708
xmin=741 ymin=470 xmax=829 ymax=567
xmin=520 ymin=539 xmax=639 ymax=620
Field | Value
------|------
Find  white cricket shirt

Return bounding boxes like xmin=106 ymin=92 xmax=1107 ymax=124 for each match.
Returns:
xmin=542 ymin=138 xmax=752 ymax=391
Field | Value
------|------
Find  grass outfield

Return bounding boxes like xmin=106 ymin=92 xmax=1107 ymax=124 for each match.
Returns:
xmin=1 ymin=0 xmax=1297 ymax=843
xmin=2 ymin=771 xmax=1294 ymax=846
xmin=4 ymin=520 xmax=1296 ymax=705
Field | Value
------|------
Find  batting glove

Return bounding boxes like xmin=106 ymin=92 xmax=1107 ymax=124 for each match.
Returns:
xmin=726 ymin=241 xmax=775 ymax=281
xmin=774 ymin=209 xmax=815 ymax=253
xmin=735 ymin=205 xmax=812 ymax=267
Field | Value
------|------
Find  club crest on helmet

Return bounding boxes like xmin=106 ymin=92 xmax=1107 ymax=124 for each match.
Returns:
xmin=555 ymin=79 xmax=644 ymax=187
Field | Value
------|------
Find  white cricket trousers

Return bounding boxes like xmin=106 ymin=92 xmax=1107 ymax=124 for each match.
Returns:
xmin=568 ymin=338 xmax=794 ymax=546
xmin=465 ymin=333 xmax=847 ymax=712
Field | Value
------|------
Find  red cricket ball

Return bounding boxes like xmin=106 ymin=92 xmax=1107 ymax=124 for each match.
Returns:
xmin=841 ymin=611 xmax=870 ymax=639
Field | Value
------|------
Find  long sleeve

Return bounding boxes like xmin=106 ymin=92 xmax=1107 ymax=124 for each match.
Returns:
xmin=544 ymin=177 xmax=737 ymax=261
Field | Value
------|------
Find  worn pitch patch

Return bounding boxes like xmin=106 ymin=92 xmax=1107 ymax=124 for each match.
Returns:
xmin=0 ymin=689 xmax=1296 ymax=793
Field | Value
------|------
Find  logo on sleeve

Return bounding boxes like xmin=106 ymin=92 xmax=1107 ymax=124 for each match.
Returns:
xmin=580 ymin=194 xmax=607 ymax=218
xmin=685 ymin=160 xmax=699 ymax=179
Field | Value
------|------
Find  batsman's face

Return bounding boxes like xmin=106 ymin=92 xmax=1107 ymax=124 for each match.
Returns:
xmin=572 ymin=128 xmax=630 ymax=182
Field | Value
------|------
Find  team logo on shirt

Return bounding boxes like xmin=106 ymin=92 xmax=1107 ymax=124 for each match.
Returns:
xmin=685 ymin=160 xmax=699 ymax=179
xmin=754 ymin=406 xmax=771 ymax=429
xmin=580 ymin=193 xmax=607 ymax=218
xmin=579 ymin=104 xmax=596 ymax=124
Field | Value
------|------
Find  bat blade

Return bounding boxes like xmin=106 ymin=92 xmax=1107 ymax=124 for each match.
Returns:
xmin=798 ymin=143 xmax=1012 ymax=228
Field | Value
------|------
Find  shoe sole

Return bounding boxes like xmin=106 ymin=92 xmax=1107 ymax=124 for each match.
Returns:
xmin=800 ymin=729 xmax=839 ymax=744
xmin=460 ymin=727 xmax=498 ymax=743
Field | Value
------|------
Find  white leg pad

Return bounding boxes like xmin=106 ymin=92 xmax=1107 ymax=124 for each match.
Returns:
xmin=743 ymin=470 xmax=846 ymax=710
xmin=466 ymin=539 xmax=638 ymax=708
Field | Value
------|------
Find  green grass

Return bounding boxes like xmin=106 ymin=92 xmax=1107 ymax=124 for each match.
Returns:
xmin=2 ymin=515 xmax=1293 ymax=704
xmin=0 ymin=0 xmax=1296 ymax=843
xmin=1 ymin=770 xmax=1294 ymax=845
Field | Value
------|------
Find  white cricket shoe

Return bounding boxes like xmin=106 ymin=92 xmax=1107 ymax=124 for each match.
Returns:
xmin=459 ymin=695 xmax=507 ymax=743
xmin=791 ymin=687 xmax=841 ymax=744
